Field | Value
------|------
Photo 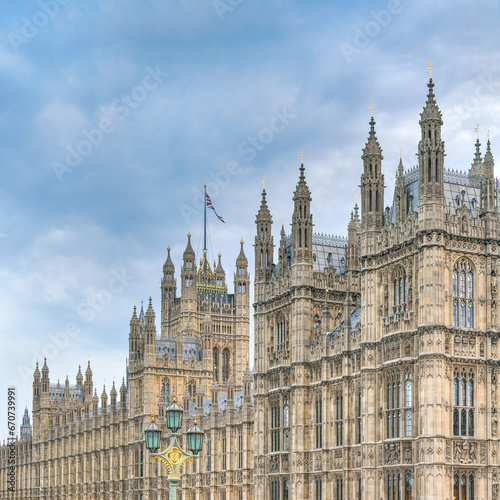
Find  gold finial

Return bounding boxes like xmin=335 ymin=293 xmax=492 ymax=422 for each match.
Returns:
xmin=218 ymin=252 xmax=221 ymax=258
xmin=427 ymin=60 xmax=432 ymax=78
xmin=133 ymin=298 xmax=136 ymax=304
xmin=488 ymin=130 xmax=490 ymax=140
xmin=400 ymin=149 xmax=402 ymax=158
xmin=369 ymin=101 xmax=373 ymax=117
xmin=167 ymin=245 xmax=171 ymax=251
xmin=187 ymin=231 xmax=191 ymax=238
xmin=475 ymin=124 xmax=479 ymax=139
xmin=204 ymin=184 xmax=207 ymax=189
xmin=151 ymin=413 xmax=156 ymax=423
xmin=262 ymin=176 xmax=265 ymax=189
xmin=299 ymin=149 xmax=303 ymax=162
xmin=149 ymin=288 xmax=151 ymax=297
xmin=194 ymin=416 xmax=198 ymax=425
xmin=240 ymin=238 xmax=244 ymax=244
xmin=354 ymin=190 xmax=358 ymax=201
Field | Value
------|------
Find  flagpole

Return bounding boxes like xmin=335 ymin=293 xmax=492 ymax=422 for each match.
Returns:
xmin=204 ymin=184 xmax=207 ymax=252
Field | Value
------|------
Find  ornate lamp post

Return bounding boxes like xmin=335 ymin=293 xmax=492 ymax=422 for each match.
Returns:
xmin=144 ymin=395 xmax=204 ymax=500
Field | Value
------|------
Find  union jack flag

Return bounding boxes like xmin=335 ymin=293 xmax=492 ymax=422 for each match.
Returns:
xmin=206 ymin=193 xmax=226 ymax=223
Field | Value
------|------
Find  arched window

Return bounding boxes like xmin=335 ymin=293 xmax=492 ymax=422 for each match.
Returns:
xmin=453 ymin=259 xmax=474 ymax=327
xmin=386 ymin=372 xmax=401 ymax=439
xmin=283 ymin=396 xmax=289 ymax=452
xmin=453 ymin=368 xmax=474 ymax=437
xmin=213 ymin=348 xmax=219 ymax=382
xmin=393 ymin=266 xmax=407 ymax=313
xmin=222 ymin=349 xmax=230 ymax=383
xmin=188 ymin=381 xmax=196 ymax=398
xmin=404 ymin=471 xmax=412 ymax=500
xmin=161 ymin=378 xmax=170 ymax=403
xmin=404 ymin=370 xmax=412 ymax=437
xmin=276 ymin=314 xmax=287 ymax=351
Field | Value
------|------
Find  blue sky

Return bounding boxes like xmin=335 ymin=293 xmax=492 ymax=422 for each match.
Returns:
xmin=1 ymin=0 xmax=500 ymax=434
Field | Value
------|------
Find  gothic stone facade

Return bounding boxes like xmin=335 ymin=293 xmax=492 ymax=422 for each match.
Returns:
xmin=2 ymin=77 xmax=500 ymax=500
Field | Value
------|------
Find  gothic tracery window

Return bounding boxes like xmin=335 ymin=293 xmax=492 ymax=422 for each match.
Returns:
xmin=213 ymin=348 xmax=219 ymax=382
xmin=453 ymin=472 xmax=474 ymax=500
xmin=386 ymin=372 xmax=401 ymax=439
xmin=393 ymin=266 xmax=407 ymax=313
xmin=161 ymin=378 xmax=170 ymax=404
xmin=222 ymin=349 xmax=230 ymax=383
xmin=453 ymin=259 xmax=474 ymax=328
xmin=453 ymin=368 xmax=474 ymax=437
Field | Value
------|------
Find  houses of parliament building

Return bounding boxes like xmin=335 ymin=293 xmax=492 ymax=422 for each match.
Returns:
xmin=2 ymin=76 xmax=500 ymax=499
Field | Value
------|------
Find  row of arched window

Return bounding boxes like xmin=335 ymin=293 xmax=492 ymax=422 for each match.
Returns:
xmin=160 ymin=378 xmax=196 ymax=402
xmin=393 ymin=258 xmax=477 ymax=328
xmin=387 ymin=472 xmax=412 ymax=500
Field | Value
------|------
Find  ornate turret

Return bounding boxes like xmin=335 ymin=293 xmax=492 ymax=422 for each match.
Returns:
xmin=360 ymin=115 xmax=385 ymax=240
xmin=291 ymin=161 xmax=313 ymax=269
xmin=119 ymin=377 xmax=127 ymax=414
xmin=161 ymin=245 xmax=176 ymax=335
xmin=418 ymin=77 xmax=445 ymax=229
xmin=110 ymin=380 xmax=117 ymax=413
xmin=480 ymin=136 xmax=498 ymax=235
xmin=394 ymin=157 xmax=408 ymax=225
xmin=101 ymin=384 xmax=108 ymax=414
xmin=181 ymin=232 xmax=197 ymax=302
xmin=76 ymin=365 xmax=83 ymax=387
xmin=41 ymin=358 xmax=49 ymax=400
xmin=346 ymin=203 xmax=360 ymax=283
xmin=129 ymin=305 xmax=141 ymax=364
xmin=33 ymin=362 xmax=41 ymax=410
xmin=64 ymin=375 xmax=70 ymax=403
xmin=20 ymin=406 xmax=32 ymax=440
xmin=92 ymin=389 xmax=99 ymax=418
xmin=278 ymin=221 xmax=288 ymax=277
xmin=234 ymin=239 xmax=250 ymax=377
xmin=469 ymin=138 xmax=483 ymax=179
xmin=145 ymin=296 xmax=156 ymax=347
xmin=215 ymin=252 xmax=226 ymax=287
xmin=254 ymin=187 xmax=274 ymax=283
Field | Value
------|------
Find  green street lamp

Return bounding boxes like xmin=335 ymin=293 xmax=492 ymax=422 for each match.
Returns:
xmin=144 ymin=395 xmax=204 ymax=500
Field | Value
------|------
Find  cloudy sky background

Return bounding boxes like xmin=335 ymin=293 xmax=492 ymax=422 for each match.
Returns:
xmin=1 ymin=0 xmax=500 ymax=434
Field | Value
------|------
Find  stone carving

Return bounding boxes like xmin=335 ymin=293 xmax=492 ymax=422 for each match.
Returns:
xmin=385 ymin=442 xmax=400 ymax=465
xmin=270 ymin=455 xmax=279 ymax=473
xmin=454 ymin=440 xmax=477 ymax=464
xmin=403 ymin=442 xmax=412 ymax=464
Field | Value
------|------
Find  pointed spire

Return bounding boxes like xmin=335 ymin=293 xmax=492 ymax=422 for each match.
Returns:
xmin=183 ymin=231 xmax=196 ymax=262
xmin=293 ymin=158 xmax=311 ymax=200
xmin=236 ymin=239 xmax=248 ymax=267
xmin=470 ymin=138 xmax=483 ymax=178
xmin=146 ymin=295 xmax=154 ymax=316
xmin=216 ymin=252 xmax=226 ymax=279
xmin=484 ymin=135 xmax=494 ymax=175
xmin=163 ymin=245 xmax=175 ymax=274
xmin=42 ymin=357 xmax=48 ymax=372
xmin=397 ymin=155 xmax=404 ymax=177
xmin=256 ymin=187 xmax=272 ymax=222
xmin=362 ymin=116 xmax=383 ymax=157
xmin=420 ymin=77 xmax=442 ymax=122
